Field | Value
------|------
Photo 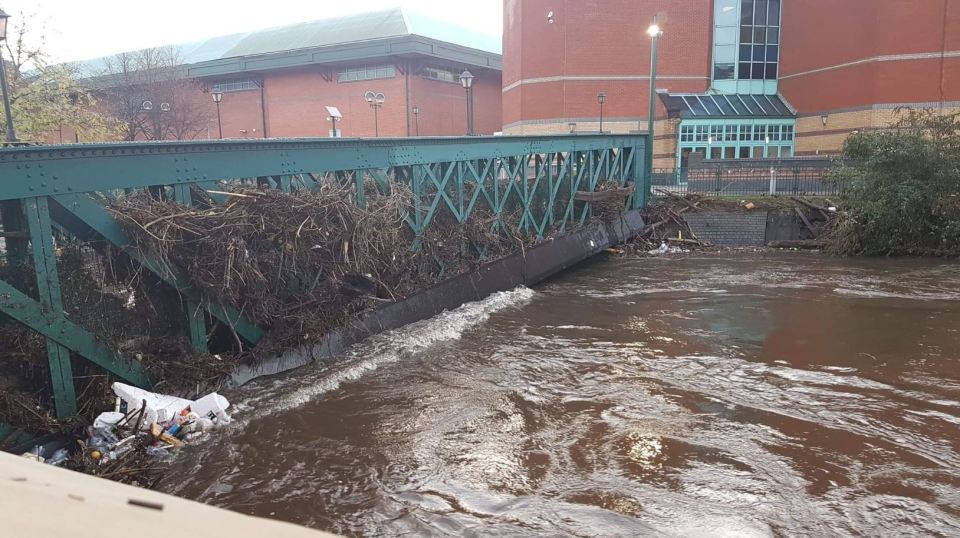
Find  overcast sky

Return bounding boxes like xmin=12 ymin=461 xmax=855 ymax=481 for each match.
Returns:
xmin=1 ymin=0 xmax=503 ymax=63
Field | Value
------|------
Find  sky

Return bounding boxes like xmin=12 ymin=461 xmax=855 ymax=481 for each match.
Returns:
xmin=1 ymin=0 xmax=503 ymax=63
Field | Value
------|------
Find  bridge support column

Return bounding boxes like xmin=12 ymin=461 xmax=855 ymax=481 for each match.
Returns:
xmin=25 ymin=196 xmax=78 ymax=418
xmin=171 ymin=184 xmax=208 ymax=354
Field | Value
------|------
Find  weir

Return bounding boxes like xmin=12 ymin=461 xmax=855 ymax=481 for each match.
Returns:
xmin=0 ymin=134 xmax=648 ymax=443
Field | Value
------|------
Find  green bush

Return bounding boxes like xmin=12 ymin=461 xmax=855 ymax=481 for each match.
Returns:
xmin=830 ymin=108 xmax=960 ymax=256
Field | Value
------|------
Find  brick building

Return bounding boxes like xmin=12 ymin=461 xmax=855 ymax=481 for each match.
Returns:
xmin=502 ymin=0 xmax=960 ymax=168
xmin=76 ymin=9 xmax=502 ymax=141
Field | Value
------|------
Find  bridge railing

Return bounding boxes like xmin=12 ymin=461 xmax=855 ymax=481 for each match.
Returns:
xmin=0 ymin=134 xmax=647 ymax=419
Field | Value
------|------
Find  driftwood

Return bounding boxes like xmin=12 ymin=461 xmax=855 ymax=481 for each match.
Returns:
xmin=791 ymin=196 xmax=830 ymax=220
xmin=768 ymin=239 xmax=828 ymax=249
xmin=790 ymin=196 xmax=828 ymax=212
xmin=575 ymin=186 xmax=635 ymax=202
xmin=667 ymin=237 xmax=707 ymax=247
xmin=642 ymin=198 xmax=703 ymax=235
xmin=655 ymin=189 xmax=701 ymax=211
xmin=795 ymin=207 xmax=819 ymax=238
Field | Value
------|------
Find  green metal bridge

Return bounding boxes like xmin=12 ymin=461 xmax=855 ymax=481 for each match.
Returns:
xmin=0 ymin=134 xmax=647 ymax=438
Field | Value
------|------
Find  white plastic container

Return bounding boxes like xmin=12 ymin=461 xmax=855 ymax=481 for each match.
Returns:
xmin=191 ymin=393 xmax=232 ymax=424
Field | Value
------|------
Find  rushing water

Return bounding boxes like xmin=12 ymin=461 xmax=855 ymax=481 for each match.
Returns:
xmin=162 ymin=252 xmax=960 ymax=536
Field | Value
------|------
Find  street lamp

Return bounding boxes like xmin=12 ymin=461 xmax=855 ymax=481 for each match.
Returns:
xmin=645 ymin=21 xmax=663 ymax=200
xmin=460 ymin=69 xmax=475 ymax=136
xmin=141 ymin=100 xmax=170 ymax=140
xmin=212 ymin=91 xmax=223 ymax=139
xmin=364 ymin=90 xmax=385 ymax=137
xmin=412 ymin=105 xmax=420 ymax=136
xmin=0 ymin=9 xmax=17 ymax=142
xmin=765 ymin=135 xmax=771 ymax=158
xmin=597 ymin=92 xmax=607 ymax=133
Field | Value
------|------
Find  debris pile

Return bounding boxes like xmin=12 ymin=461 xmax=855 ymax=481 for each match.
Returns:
xmin=22 ymin=382 xmax=232 ymax=487
xmin=625 ymin=192 xmax=712 ymax=254
xmin=110 ymin=181 xmax=530 ymax=358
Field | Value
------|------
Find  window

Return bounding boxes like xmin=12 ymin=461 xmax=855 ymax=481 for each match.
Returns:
xmin=337 ymin=64 xmax=396 ymax=83
xmin=676 ymin=120 xmax=796 ymax=168
xmin=712 ymin=0 xmax=739 ymax=81
xmin=211 ymin=79 xmax=259 ymax=93
xmin=421 ymin=66 xmax=461 ymax=84
xmin=737 ymin=0 xmax=781 ymax=82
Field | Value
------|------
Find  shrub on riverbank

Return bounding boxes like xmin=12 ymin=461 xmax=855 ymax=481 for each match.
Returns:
xmin=829 ymin=109 xmax=960 ymax=256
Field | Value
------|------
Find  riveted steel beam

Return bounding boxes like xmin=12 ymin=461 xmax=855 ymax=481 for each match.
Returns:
xmin=24 ymin=196 xmax=77 ymax=417
xmin=0 ymin=279 xmax=152 ymax=388
xmin=49 ymin=193 xmax=264 ymax=345
xmin=0 ymin=135 xmax=645 ymax=201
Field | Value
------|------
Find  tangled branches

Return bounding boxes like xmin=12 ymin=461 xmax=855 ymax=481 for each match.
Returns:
xmin=110 ymin=181 xmax=530 ymax=357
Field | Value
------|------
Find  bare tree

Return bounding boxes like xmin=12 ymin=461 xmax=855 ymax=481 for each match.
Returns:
xmin=0 ymin=11 xmax=122 ymax=142
xmin=96 ymin=47 xmax=212 ymax=141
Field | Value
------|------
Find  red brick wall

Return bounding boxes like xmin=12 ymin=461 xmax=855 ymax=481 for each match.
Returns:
xmin=503 ymin=0 xmax=712 ymax=129
xmin=505 ymin=0 xmax=960 ymax=129
xmin=408 ymin=71 xmax=502 ymax=136
xmin=208 ymin=64 xmax=503 ymax=139
xmin=779 ymin=0 xmax=960 ymax=115
xmin=214 ymin=85 xmax=266 ymax=139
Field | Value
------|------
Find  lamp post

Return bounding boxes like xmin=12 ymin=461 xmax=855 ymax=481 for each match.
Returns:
xmin=645 ymin=21 xmax=663 ymax=196
xmin=597 ymin=92 xmax=607 ymax=133
xmin=212 ymin=91 xmax=223 ymax=139
xmin=0 ymin=9 xmax=17 ymax=143
xmin=460 ymin=69 xmax=475 ymax=136
xmin=142 ymin=100 xmax=171 ymax=140
xmin=364 ymin=91 xmax=385 ymax=137
xmin=765 ymin=135 xmax=770 ymax=158
xmin=412 ymin=105 xmax=420 ymax=136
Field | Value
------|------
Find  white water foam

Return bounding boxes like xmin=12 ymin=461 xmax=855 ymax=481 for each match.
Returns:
xmin=232 ymin=287 xmax=536 ymax=424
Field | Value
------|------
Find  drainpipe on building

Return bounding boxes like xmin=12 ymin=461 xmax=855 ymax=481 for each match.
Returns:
xmin=258 ymin=80 xmax=268 ymax=138
xmin=404 ymin=62 xmax=412 ymax=137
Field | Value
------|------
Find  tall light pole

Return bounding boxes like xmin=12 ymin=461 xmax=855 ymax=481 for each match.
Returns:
xmin=142 ymin=100 xmax=171 ymax=140
xmin=212 ymin=91 xmax=223 ymax=139
xmin=0 ymin=9 xmax=17 ymax=143
xmin=460 ymin=69 xmax=475 ymax=136
xmin=646 ymin=21 xmax=663 ymax=195
xmin=597 ymin=92 xmax=607 ymax=133
xmin=364 ymin=91 xmax=385 ymax=137
xmin=412 ymin=105 xmax=420 ymax=136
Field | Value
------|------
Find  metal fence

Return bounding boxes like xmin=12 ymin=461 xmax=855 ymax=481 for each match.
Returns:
xmin=652 ymin=157 xmax=840 ymax=197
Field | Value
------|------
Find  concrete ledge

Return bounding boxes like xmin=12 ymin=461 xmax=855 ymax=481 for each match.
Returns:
xmin=231 ymin=210 xmax=645 ymax=386
xmin=0 ymin=452 xmax=336 ymax=538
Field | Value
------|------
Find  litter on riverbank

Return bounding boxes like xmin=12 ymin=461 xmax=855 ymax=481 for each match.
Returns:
xmin=22 ymin=383 xmax=232 ymax=487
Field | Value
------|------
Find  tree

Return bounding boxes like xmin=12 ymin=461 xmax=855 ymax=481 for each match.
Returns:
xmin=0 ymin=11 xmax=123 ymax=142
xmin=96 ymin=47 xmax=212 ymax=141
xmin=830 ymin=108 xmax=960 ymax=256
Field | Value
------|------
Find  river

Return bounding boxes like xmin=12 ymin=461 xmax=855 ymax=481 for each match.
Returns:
xmin=161 ymin=252 xmax=960 ymax=536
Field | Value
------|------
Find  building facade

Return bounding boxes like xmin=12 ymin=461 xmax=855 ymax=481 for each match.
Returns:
xmin=65 ymin=9 xmax=502 ymax=142
xmin=502 ymin=0 xmax=960 ymax=168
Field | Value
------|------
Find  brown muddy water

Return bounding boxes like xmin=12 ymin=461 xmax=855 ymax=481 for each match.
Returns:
xmin=161 ymin=252 xmax=960 ymax=536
